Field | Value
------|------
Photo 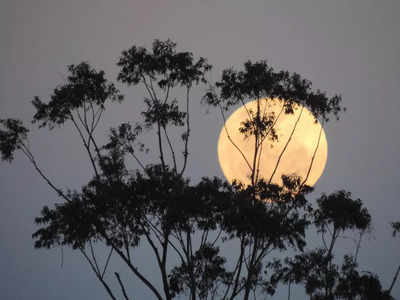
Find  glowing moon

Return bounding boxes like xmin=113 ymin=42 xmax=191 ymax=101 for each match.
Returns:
xmin=217 ymin=99 xmax=328 ymax=187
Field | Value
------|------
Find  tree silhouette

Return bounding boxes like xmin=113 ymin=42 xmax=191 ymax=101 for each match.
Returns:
xmin=269 ymin=191 xmax=394 ymax=299
xmin=0 ymin=39 xmax=398 ymax=299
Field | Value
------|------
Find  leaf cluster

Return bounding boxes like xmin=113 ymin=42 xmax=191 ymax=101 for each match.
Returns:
xmin=271 ymin=251 xmax=393 ymax=300
xmin=32 ymin=62 xmax=123 ymax=129
xmin=268 ymin=191 xmax=389 ymax=300
xmin=169 ymin=244 xmax=233 ymax=299
xmin=204 ymin=60 xmax=343 ymax=122
xmin=0 ymin=119 xmax=29 ymax=161
xmin=314 ymin=190 xmax=371 ymax=233
xmin=117 ymin=39 xmax=211 ymax=88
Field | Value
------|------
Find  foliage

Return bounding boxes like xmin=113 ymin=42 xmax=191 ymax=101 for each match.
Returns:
xmin=392 ymin=222 xmax=400 ymax=237
xmin=0 ymin=118 xmax=29 ymax=161
xmin=0 ymin=39 xmax=398 ymax=300
xmin=269 ymin=191 xmax=388 ymax=300
xmin=203 ymin=60 xmax=343 ymax=122
xmin=32 ymin=62 xmax=123 ymax=129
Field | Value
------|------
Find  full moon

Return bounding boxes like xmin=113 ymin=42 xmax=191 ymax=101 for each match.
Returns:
xmin=217 ymin=99 xmax=328 ymax=187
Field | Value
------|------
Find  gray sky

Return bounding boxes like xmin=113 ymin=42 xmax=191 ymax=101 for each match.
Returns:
xmin=1 ymin=0 xmax=399 ymax=299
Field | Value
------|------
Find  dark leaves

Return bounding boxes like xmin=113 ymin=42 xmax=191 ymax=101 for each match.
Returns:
xmin=219 ymin=176 xmax=312 ymax=251
xmin=142 ymin=98 xmax=186 ymax=128
xmin=335 ymin=256 xmax=393 ymax=300
xmin=239 ymin=109 xmax=278 ymax=142
xmin=117 ymin=39 xmax=211 ymax=88
xmin=0 ymin=118 xmax=29 ymax=162
xmin=204 ymin=60 xmax=343 ymax=122
xmin=314 ymin=190 xmax=371 ymax=232
xmin=271 ymin=248 xmax=338 ymax=295
xmin=392 ymin=221 xmax=400 ymax=237
xmin=103 ymin=122 xmax=143 ymax=155
xmin=169 ymin=244 xmax=232 ymax=298
xmin=32 ymin=62 xmax=123 ymax=129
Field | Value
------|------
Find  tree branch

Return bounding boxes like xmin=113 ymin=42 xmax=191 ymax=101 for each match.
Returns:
xmin=163 ymin=126 xmax=177 ymax=172
xmin=255 ymin=102 xmax=284 ymax=183
xmin=69 ymin=113 xmax=99 ymax=178
xmin=301 ymin=122 xmax=323 ymax=187
xmin=101 ymin=248 xmax=113 ymax=279
xmin=89 ymin=240 xmax=101 ymax=275
xmin=269 ymin=106 xmax=304 ymax=184
xmin=219 ymin=105 xmax=252 ymax=172
xmin=80 ymin=248 xmax=117 ymax=300
xmin=19 ymin=143 xmax=71 ymax=203
xmin=389 ymin=264 xmax=400 ymax=294
xmin=115 ymin=272 xmax=131 ymax=300
xmin=179 ymin=86 xmax=191 ymax=176
xmin=97 ymin=228 xmax=163 ymax=300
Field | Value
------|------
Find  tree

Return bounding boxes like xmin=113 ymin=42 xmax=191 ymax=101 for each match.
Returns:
xmin=0 ymin=39 xmax=397 ymax=299
xmin=269 ymin=191 xmax=393 ymax=300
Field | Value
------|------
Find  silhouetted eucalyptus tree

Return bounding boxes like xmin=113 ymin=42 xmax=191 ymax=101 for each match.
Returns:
xmin=203 ymin=59 xmax=344 ymax=300
xmin=0 ymin=39 xmax=396 ymax=300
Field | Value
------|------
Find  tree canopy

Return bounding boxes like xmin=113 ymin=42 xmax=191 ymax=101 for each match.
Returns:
xmin=0 ymin=39 xmax=398 ymax=300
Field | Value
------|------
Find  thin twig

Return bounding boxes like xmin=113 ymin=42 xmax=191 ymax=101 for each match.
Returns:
xmin=301 ymin=123 xmax=323 ymax=187
xmin=219 ymin=105 xmax=252 ymax=172
xmin=80 ymin=248 xmax=117 ymax=300
xmin=128 ymin=151 xmax=147 ymax=174
xmin=269 ymin=106 xmax=304 ymax=184
xmin=353 ymin=231 xmax=364 ymax=264
xmin=180 ymin=86 xmax=191 ymax=176
xmin=163 ymin=126 xmax=177 ymax=172
xmin=163 ymin=84 xmax=170 ymax=104
xmin=69 ymin=113 xmax=99 ymax=177
xmin=255 ymin=103 xmax=284 ymax=183
xmin=89 ymin=240 xmax=101 ymax=274
xmin=239 ymin=98 xmax=253 ymax=122
xmin=100 ymin=233 xmax=164 ymax=300
xmin=101 ymin=248 xmax=113 ymax=279
xmin=389 ymin=264 xmax=400 ymax=294
xmin=211 ymin=228 xmax=223 ymax=246
xmin=115 ymin=272 xmax=131 ymax=300
xmin=19 ymin=143 xmax=71 ymax=202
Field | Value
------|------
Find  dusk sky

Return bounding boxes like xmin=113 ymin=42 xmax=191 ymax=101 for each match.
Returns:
xmin=1 ymin=0 xmax=399 ymax=299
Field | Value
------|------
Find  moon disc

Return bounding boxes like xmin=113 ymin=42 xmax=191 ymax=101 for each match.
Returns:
xmin=217 ymin=99 xmax=328 ymax=187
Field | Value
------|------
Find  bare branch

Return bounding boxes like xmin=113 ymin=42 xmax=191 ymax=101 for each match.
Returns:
xmin=19 ymin=142 xmax=71 ymax=203
xmin=239 ymin=98 xmax=253 ymax=122
xmin=301 ymin=122 xmax=323 ymax=187
xmin=179 ymin=86 xmax=191 ymax=176
xmin=141 ymin=75 xmax=157 ymax=102
xmin=163 ymin=84 xmax=171 ymax=104
xmin=211 ymin=228 xmax=223 ymax=246
xmin=226 ymin=237 xmax=246 ymax=300
xmin=389 ymin=264 xmax=400 ymax=294
xmin=353 ymin=231 xmax=364 ymax=264
xmin=219 ymin=104 xmax=252 ymax=172
xmin=255 ymin=102 xmax=284 ymax=183
xmin=69 ymin=113 xmax=99 ymax=177
xmin=89 ymin=240 xmax=101 ymax=275
xmin=101 ymin=248 xmax=114 ymax=279
xmin=115 ymin=272 xmax=131 ymax=300
xmin=80 ymin=248 xmax=117 ymax=300
xmin=163 ymin=126 xmax=177 ymax=172
xmin=269 ymin=106 xmax=304 ymax=184
xmin=149 ymin=78 xmax=159 ymax=102
xmin=128 ymin=151 xmax=147 ymax=174
xmin=102 ymin=234 xmax=164 ymax=300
